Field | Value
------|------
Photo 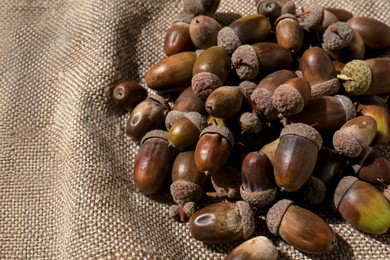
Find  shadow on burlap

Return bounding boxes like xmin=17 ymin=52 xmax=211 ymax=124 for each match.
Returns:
xmin=0 ymin=0 xmax=389 ymax=259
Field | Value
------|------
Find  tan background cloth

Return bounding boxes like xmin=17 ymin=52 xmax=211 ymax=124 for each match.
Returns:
xmin=0 ymin=0 xmax=389 ymax=259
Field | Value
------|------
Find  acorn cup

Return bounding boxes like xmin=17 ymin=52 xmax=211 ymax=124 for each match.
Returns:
xmin=251 ymin=70 xmax=297 ymax=120
xmin=145 ymin=51 xmax=197 ymax=93
xmin=126 ymin=94 xmax=171 ymax=143
xmin=231 ymin=42 xmax=293 ymax=80
xmin=300 ymin=46 xmax=340 ymax=97
xmin=191 ymin=46 xmax=231 ymax=99
xmin=112 ymin=81 xmax=147 ymax=111
xmin=240 ymin=151 xmax=277 ymax=208
xmin=332 ymin=115 xmax=377 ymax=158
xmin=189 ymin=201 xmax=255 ymax=243
xmin=266 ymin=199 xmax=337 ymax=254
xmin=194 ymin=125 xmax=234 ymax=176
xmin=296 ymin=5 xmax=324 ymax=32
xmin=273 ymin=123 xmax=322 ymax=192
xmin=167 ymin=111 xmax=207 ymax=151
xmin=133 ymin=130 xmax=176 ymax=195
xmin=217 ymin=14 xmax=272 ymax=54
xmin=334 ymin=176 xmax=390 ymax=234
xmin=189 ymin=15 xmax=222 ymax=49
xmin=169 ymin=151 xmax=208 ymax=221
xmin=226 ymin=236 xmax=278 ymax=260
xmin=275 ymin=14 xmax=304 ymax=53
xmin=337 ymin=57 xmax=390 ymax=95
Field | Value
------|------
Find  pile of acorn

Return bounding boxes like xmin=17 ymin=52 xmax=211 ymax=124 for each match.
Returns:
xmin=112 ymin=0 xmax=390 ymax=258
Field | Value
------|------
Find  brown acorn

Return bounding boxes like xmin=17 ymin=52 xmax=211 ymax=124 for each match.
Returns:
xmin=300 ymin=46 xmax=340 ymax=96
xmin=251 ymin=70 xmax=297 ymax=120
xmin=145 ymin=51 xmax=197 ymax=93
xmin=240 ymin=151 xmax=277 ymax=208
xmin=232 ymin=42 xmax=292 ymax=80
xmin=163 ymin=18 xmax=195 ymax=56
xmin=208 ymin=166 xmax=242 ymax=199
xmin=183 ymin=0 xmax=221 ymax=16
xmin=194 ymin=125 xmax=234 ymax=175
xmin=267 ymin=199 xmax=336 ymax=254
xmin=347 ymin=16 xmax=390 ymax=50
xmin=275 ymin=14 xmax=304 ymax=53
xmin=189 ymin=15 xmax=222 ymax=49
xmin=217 ymin=14 xmax=272 ymax=54
xmin=126 ymin=94 xmax=170 ymax=142
xmin=133 ymin=130 xmax=176 ymax=195
xmin=286 ymin=95 xmax=356 ymax=132
xmin=259 ymin=137 xmax=280 ymax=165
xmin=257 ymin=0 xmax=296 ymax=24
xmin=205 ymin=86 xmax=243 ymax=119
xmin=226 ymin=236 xmax=278 ymax=260
xmin=273 ymin=123 xmax=322 ymax=192
xmin=334 ymin=176 xmax=390 ymax=234
xmin=189 ymin=201 xmax=255 ymax=243
xmin=169 ymin=150 xmax=208 ymax=221
xmin=325 ymin=7 xmax=353 ymax=22
xmin=112 ymin=81 xmax=147 ymax=111
xmin=332 ymin=115 xmax=377 ymax=158
xmin=312 ymin=147 xmax=344 ymax=190
xmin=172 ymin=86 xmax=206 ymax=115
xmin=192 ymin=46 xmax=231 ymax=99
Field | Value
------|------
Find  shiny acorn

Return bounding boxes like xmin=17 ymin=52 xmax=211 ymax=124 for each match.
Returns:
xmin=126 ymin=94 xmax=170 ymax=142
xmin=273 ymin=123 xmax=322 ymax=192
xmin=259 ymin=137 xmax=280 ymax=165
xmin=334 ymin=176 xmax=390 ymax=234
xmin=275 ymin=14 xmax=304 ymax=53
xmin=172 ymin=86 xmax=206 ymax=115
xmin=112 ymin=81 xmax=147 ymax=111
xmin=189 ymin=201 xmax=255 ymax=243
xmin=226 ymin=236 xmax=278 ymax=260
xmin=325 ymin=7 xmax=353 ymax=22
xmin=163 ymin=16 xmax=195 ymax=56
xmin=205 ymin=86 xmax=243 ymax=119
xmin=194 ymin=125 xmax=234 ymax=175
xmin=267 ymin=199 xmax=336 ymax=254
xmin=217 ymin=14 xmax=272 ymax=54
xmin=133 ymin=130 xmax=176 ymax=195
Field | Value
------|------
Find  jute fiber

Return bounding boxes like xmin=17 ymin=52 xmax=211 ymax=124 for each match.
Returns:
xmin=0 ymin=0 xmax=389 ymax=259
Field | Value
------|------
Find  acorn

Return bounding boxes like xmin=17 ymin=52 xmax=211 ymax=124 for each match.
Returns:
xmin=257 ymin=0 xmax=296 ymax=24
xmin=194 ymin=125 xmax=234 ymax=176
xmin=321 ymin=9 xmax=339 ymax=33
xmin=266 ymin=199 xmax=336 ymax=254
xmin=183 ymin=0 xmax=221 ymax=16
xmin=189 ymin=201 xmax=255 ymax=243
xmin=217 ymin=14 xmax=272 ymax=54
xmin=145 ymin=51 xmax=197 ymax=93
xmin=273 ymin=123 xmax=322 ymax=192
xmin=168 ymin=111 xmax=207 ymax=150
xmin=332 ymin=115 xmax=377 ymax=158
xmin=356 ymin=96 xmax=390 ymax=145
xmin=286 ymin=95 xmax=356 ymax=131
xmin=126 ymin=94 xmax=170 ymax=143
xmin=189 ymin=15 xmax=221 ymax=50
xmin=163 ymin=13 xmax=195 ymax=56
xmin=347 ymin=16 xmax=390 ymax=50
xmin=322 ymin=22 xmax=365 ymax=62
xmin=334 ymin=176 xmax=390 ymax=234
xmin=169 ymin=150 xmax=208 ymax=221
xmin=226 ymin=236 xmax=278 ymax=260
xmin=297 ymin=5 xmax=324 ymax=32
xmin=300 ymin=46 xmax=340 ymax=97
xmin=231 ymin=42 xmax=292 ymax=80
xmin=208 ymin=166 xmax=242 ymax=199
xmin=133 ymin=130 xmax=176 ymax=195
xmin=350 ymin=146 xmax=390 ymax=185
xmin=325 ymin=7 xmax=353 ymax=22
xmin=251 ymin=70 xmax=297 ymax=120
xmin=112 ymin=81 xmax=147 ymax=111
xmin=259 ymin=137 xmax=280 ymax=165
xmin=338 ymin=58 xmax=390 ymax=95
xmin=205 ymin=86 xmax=243 ymax=119
xmin=272 ymin=77 xmax=311 ymax=116
xmin=172 ymin=86 xmax=206 ymax=115
xmin=275 ymin=14 xmax=304 ymax=53
xmin=165 ymin=110 xmax=186 ymax=131
xmin=191 ymin=46 xmax=231 ymax=99
xmin=240 ymin=151 xmax=277 ymax=208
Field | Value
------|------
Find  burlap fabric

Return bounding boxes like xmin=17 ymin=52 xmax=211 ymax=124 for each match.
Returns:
xmin=0 ymin=0 xmax=389 ymax=259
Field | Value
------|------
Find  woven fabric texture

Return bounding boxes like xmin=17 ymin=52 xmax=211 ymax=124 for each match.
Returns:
xmin=0 ymin=0 xmax=389 ymax=259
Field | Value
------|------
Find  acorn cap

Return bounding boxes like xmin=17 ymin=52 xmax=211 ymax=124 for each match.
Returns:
xmin=337 ymin=59 xmax=372 ymax=95
xmin=280 ymin=123 xmax=323 ymax=149
xmin=240 ymin=186 xmax=277 ymax=208
xmin=332 ymin=130 xmax=362 ymax=158
xmin=239 ymin=80 xmax=258 ymax=99
xmin=334 ymin=176 xmax=358 ymax=209
xmin=170 ymin=180 xmax=203 ymax=205
xmin=192 ymin=71 xmax=223 ymax=100
xmin=281 ymin=1 xmax=296 ymax=15
xmin=217 ymin=26 xmax=242 ymax=54
xmin=200 ymin=125 xmax=235 ymax=145
xmin=165 ymin=110 xmax=186 ymax=130
xmin=266 ymin=199 xmax=294 ymax=236
xmin=298 ymin=5 xmax=324 ymax=31
xmin=141 ymin=129 xmax=169 ymax=145
xmin=322 ymin=22 xmax=354 ymax=51
xmin=310 ymin=78 xmax=340 ymax=97
xmin=184 ymin=111 xmax=208 ymax=132
xmin=274 ymin=13 xmax=298 ymax=26
xmin=251 ymin=87 xmax=279 ymax=120
xmin=236 ymin=200 xmax=256 ymax=240
xmin=272 ymin=83 xmax=306 ymax=116
xmin=239 ymin=112 xmax=262 ymax=134
xmin=231 ymin=44 xmax=259 ymax=80
xmin=334 ymin=94 xmax=356 ymax=121
xmin=149 ymin=94 xmax=171 ymax=112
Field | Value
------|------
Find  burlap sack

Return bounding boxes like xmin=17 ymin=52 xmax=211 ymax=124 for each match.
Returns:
xmin=0 ymin=0 xmax=389 ymax=259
